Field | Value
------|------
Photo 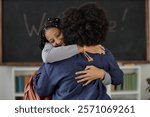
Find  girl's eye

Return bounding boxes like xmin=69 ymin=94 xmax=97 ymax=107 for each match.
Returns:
xmin=56 ymin=32 xmax=61 ymax=37
xmin=49 ymin=39 xmax=54 ymax=43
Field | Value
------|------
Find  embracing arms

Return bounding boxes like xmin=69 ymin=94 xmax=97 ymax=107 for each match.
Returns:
xmin=42 ymin=43 xmax=82 ymax=63
xmin=42 ymin=43 xmax=112 ymax=86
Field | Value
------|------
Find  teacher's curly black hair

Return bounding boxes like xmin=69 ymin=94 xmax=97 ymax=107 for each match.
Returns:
xmin=61 ymin=3 xmax=109 ymax=46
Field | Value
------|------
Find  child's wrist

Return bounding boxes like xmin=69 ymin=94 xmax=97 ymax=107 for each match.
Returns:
xmin=77 ymin=45 xmax=83 ymax=53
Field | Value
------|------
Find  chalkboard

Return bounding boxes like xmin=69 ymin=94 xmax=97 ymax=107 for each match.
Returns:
xmin=1 ymin=0 xmax=149 ymax=65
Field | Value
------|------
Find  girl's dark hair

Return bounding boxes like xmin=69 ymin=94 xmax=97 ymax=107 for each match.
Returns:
xmin=62 ymin=3 xmax=109 ymax=46
xmin=39 ymin=17 xmax=61 ymax=50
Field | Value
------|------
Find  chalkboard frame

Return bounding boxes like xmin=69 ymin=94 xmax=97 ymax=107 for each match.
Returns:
xmin=0 ymin=0 xmax=2 ymax=65
xmin=0 ymin=0 xmax=150 ymax=66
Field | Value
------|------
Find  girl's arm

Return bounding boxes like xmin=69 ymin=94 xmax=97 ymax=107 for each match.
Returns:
xmin=42 ymin=43 xmax=105 ymax=63
xmin=42 ymin=43 xmax=81 ymax=63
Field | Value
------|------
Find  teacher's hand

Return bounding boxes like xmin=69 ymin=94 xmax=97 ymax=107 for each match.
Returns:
xmin=75 ymin=65 xmax=105 ymax=86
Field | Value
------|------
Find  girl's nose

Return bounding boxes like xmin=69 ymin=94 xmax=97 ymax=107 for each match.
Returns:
xmin=52 ymin=42 xmax=57 ymax=47
xmin=56 ymin=40 xmax=62 ymax=46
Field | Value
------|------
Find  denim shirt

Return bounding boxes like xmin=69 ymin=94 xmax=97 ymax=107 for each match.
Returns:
xmin=33 ymin=48 xmax=123 ymax=100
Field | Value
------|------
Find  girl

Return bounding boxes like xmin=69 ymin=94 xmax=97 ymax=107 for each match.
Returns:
xmin=39 ymin=17 xmax=111 ymax=86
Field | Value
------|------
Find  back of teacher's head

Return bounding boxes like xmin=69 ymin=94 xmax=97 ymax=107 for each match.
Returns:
xmin=61 ymin=3 xmax=109 ymax=46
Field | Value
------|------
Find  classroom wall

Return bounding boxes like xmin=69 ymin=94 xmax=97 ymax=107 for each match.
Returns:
xmin=140 ymin=64 xmax=150 ymax=99
xmin=0 ymin=66 xmax=13 ymax=99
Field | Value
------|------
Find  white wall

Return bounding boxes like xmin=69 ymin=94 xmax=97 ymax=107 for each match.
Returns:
xmin=0 ymin=66 xmax=13 ymax=99
xmin=140 ymin=64 xmax=150 ymax=99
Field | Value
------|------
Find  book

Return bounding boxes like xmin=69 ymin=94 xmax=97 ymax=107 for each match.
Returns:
xmin=15 ymin=75 xmax=24 ymax=93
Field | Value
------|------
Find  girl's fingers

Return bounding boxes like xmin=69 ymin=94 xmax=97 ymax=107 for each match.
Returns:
xmin=83 ymin=80 xmax=92 ymax=86
xmin=76 ymin=76 xmax=91 ymax=83
xmin=75 ymin=70 xmax=88 ymax=75
xmin=99 ymin=45 xmax=105 ymax=50
xmin=85 ymin=66 xmax=92 ymax=70
xmin=75 ymin=74 xmax=89 ymax=79
xmin=77 ymin=77 xmax=90 ymax=83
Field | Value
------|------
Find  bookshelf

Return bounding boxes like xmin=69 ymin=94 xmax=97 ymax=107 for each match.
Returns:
xmin=12 ymin=65 xmax=141 ymax=100
xmin=12 ymin=67 xmax=39 ymax=100
xmin=110 ymin=65 xmax=141 ymax=100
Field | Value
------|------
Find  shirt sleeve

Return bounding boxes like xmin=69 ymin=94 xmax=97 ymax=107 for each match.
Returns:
xmin=105 ymin=50 xmax=124 ymax=85
xmin=33 ymin=63 xmax=56 ymax=97
xmin=42 ymin=43 xmax=79 ymax=63
xmin=102 ymin=72 xmax=111 ymax=85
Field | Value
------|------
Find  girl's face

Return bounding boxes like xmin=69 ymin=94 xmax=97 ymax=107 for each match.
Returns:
xmin=45 ymin=27 xmax=64 ymax=47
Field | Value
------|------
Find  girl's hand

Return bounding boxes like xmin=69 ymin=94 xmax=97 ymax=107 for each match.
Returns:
xmin=77 ymin=45 xmax=84 ymax=53
xmin=83 ymin=45 xmax=105 ymax=55
xmin=75 ymin=65 xmax=105 ymax=86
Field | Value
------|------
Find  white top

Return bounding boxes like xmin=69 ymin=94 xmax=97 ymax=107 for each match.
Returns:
xmin=42 ymin=42 xmax=111 ymax=85
xmin=42 ymin=43 xmax=78 ymax=63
